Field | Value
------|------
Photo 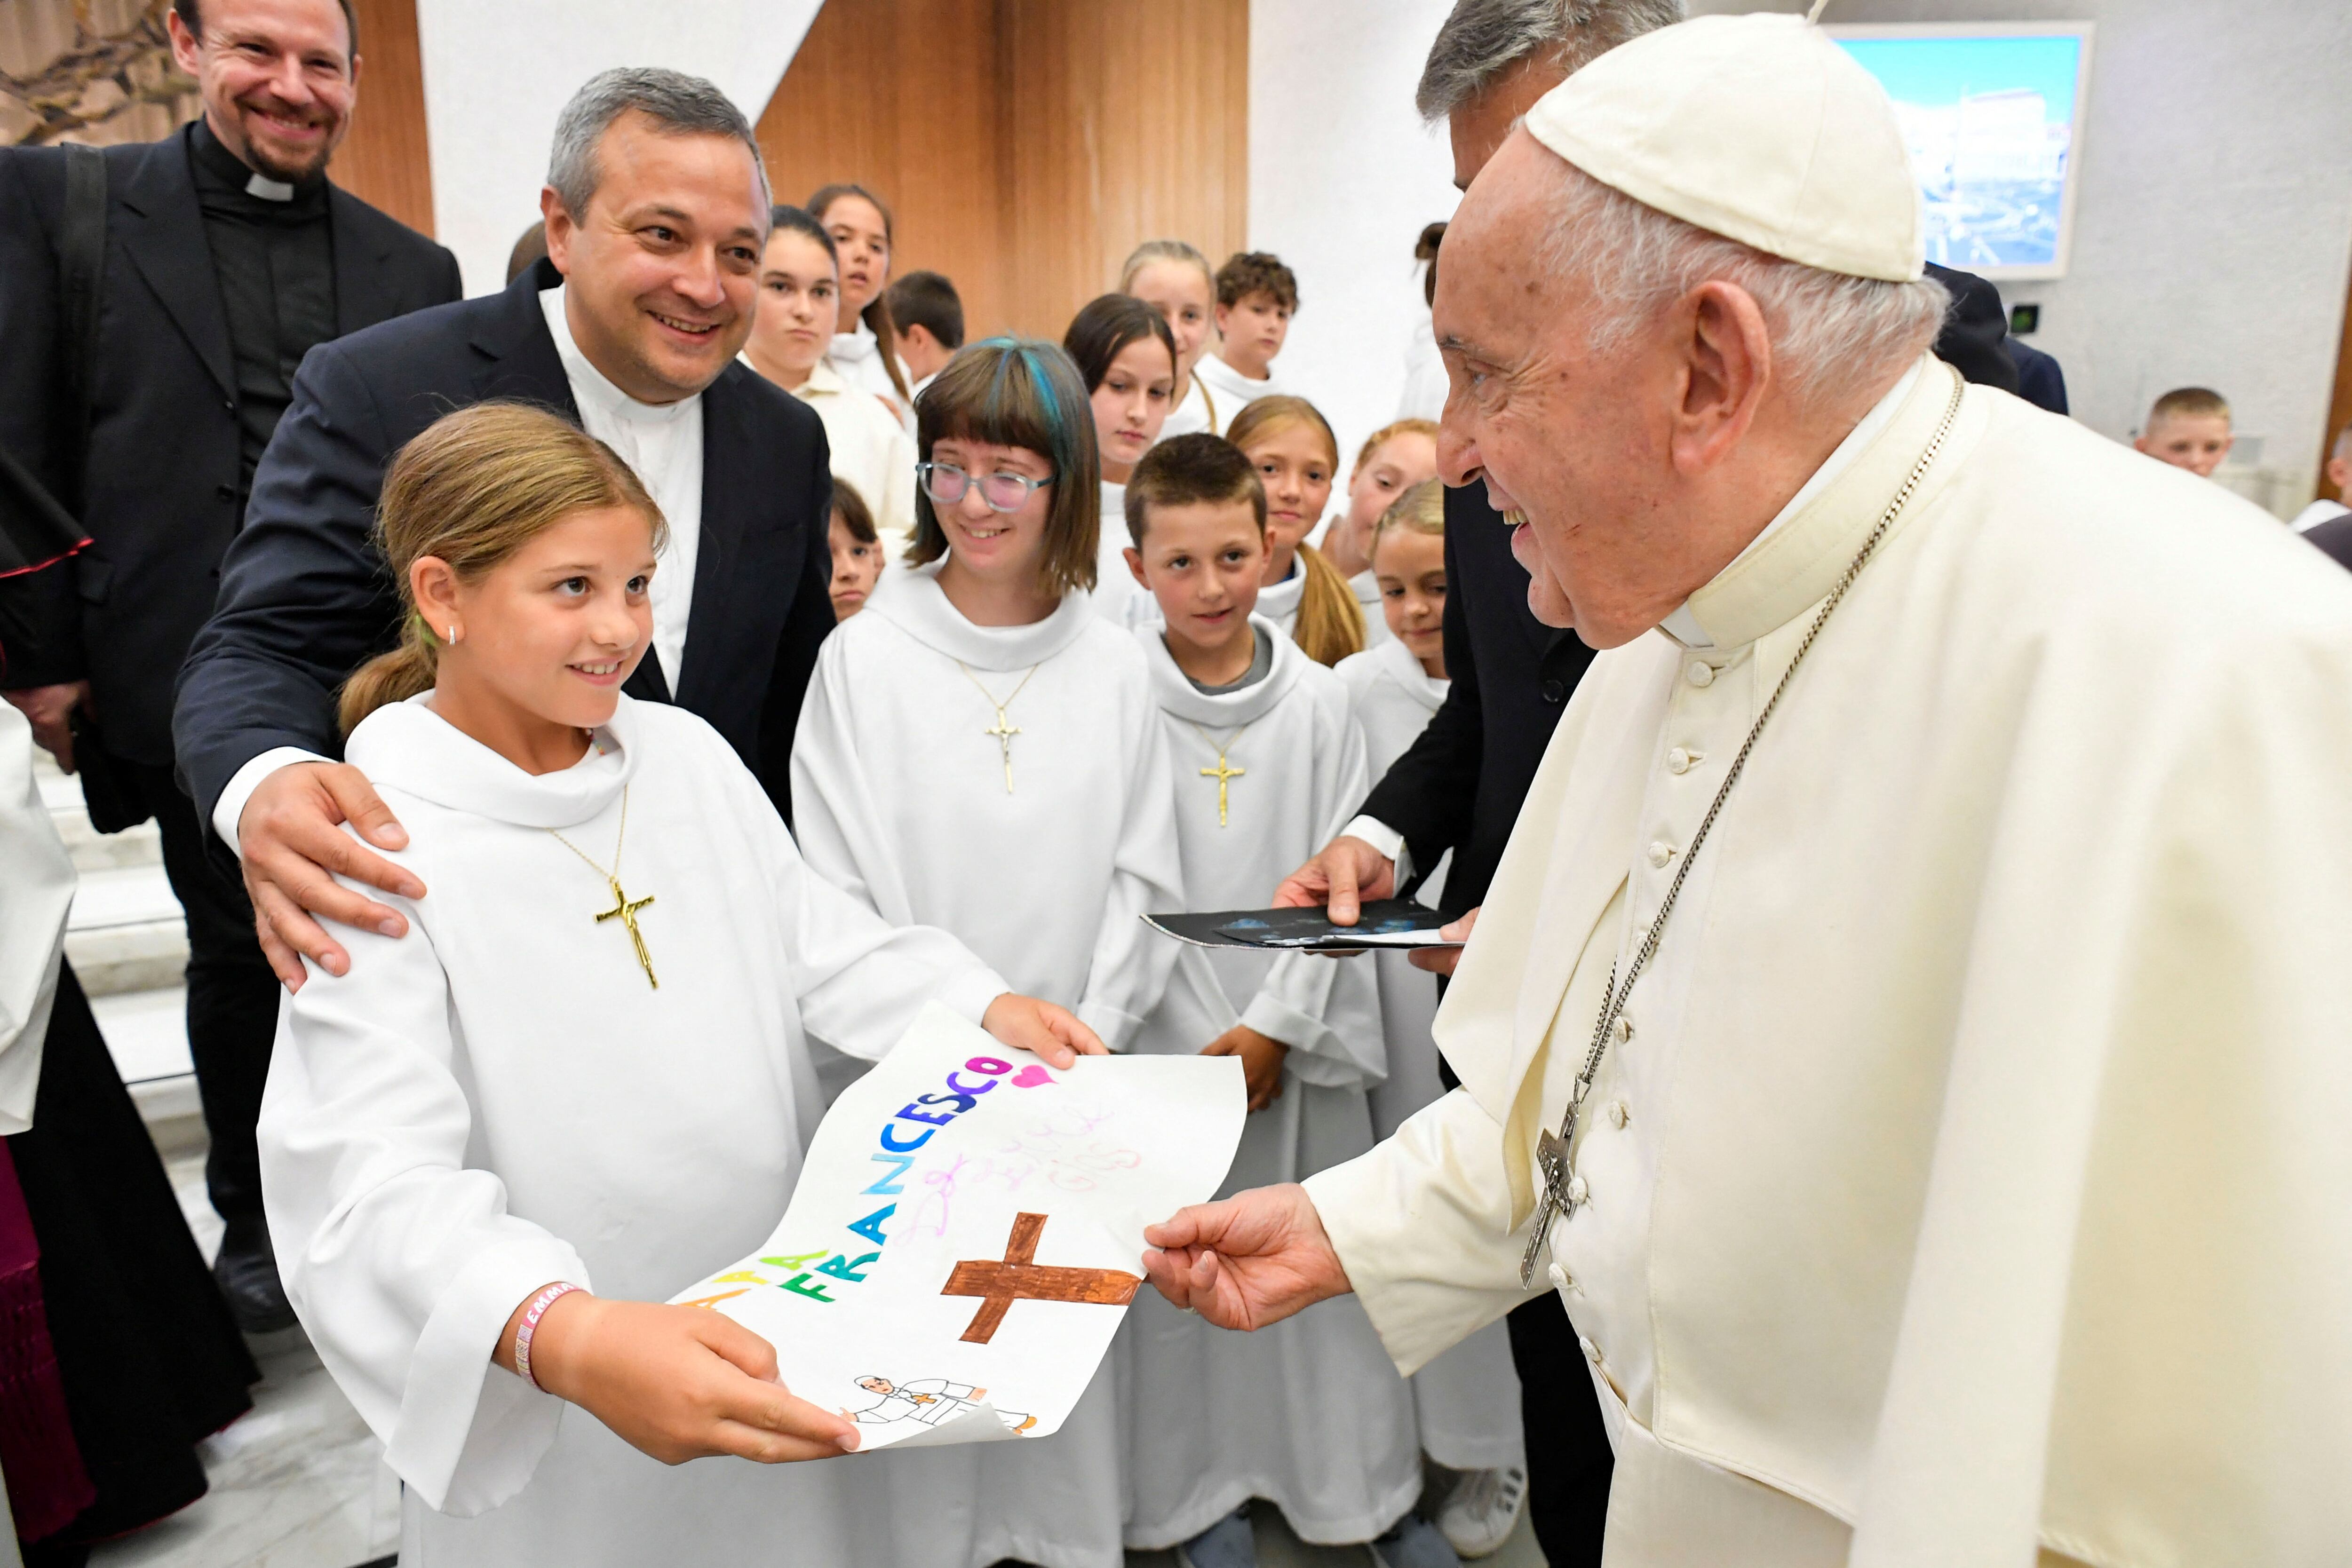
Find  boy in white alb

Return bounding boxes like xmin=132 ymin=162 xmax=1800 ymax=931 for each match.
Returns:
xmin=790 ymin=340 xmax=1182 ymax=1568
xmin=1192 ymin=252 xmax=1298 ymax=420
xmin=1115 ymin=435 xmax=1447 ymax=1568
xmin=1335 ymin=481 xmax=1528 ymax=1558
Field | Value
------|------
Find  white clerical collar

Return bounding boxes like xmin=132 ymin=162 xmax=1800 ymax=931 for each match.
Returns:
xmin=1375 ymin=632 xmax=1447 ymax=709
xmin=343 ymin=691 xmax=636 ymax=831
xmin=1138 ymin=614 xmax=1303 ymax=727
xmin=540 ymin=283 xmax=700 ymax=428
xmin=869 ymin=560 xmax=1096 ymax=671
xmin=246 ymin=171 xmax=295 ymax=201
xmin=1661 ymin=356 xmax=1924 ymax=649
xmin=830 ymin=321 xmax=880 ymax=363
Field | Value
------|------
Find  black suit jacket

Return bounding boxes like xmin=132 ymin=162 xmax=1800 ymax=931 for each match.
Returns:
xmin=2306 ymin=513 xmax=2352 ymax=575
xmin=173 ymin=259 xmax=837 ymax=836
xmin=1360 ymin=264 xmax=2021 ymax=916
xmin=0 ymin=125 xmax=461 ymax=761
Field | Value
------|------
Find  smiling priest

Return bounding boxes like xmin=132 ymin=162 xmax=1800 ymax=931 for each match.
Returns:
xmin=1140 ymin=14 xmax=2352 ymax=1568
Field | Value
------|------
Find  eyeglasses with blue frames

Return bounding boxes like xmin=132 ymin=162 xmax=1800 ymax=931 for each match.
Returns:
xmin=916 ymin=461 xmax=1055 ymax=514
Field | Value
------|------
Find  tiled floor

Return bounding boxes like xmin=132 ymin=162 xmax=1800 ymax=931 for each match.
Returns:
xmin=90 ymin=1139 xmax=1544 ymax=1568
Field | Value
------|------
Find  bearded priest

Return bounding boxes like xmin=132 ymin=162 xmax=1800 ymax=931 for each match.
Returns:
xmin=1140 ymin=14 xmax=2352 ymax=1568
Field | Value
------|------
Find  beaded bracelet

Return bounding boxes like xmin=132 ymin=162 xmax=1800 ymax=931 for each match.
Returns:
xmin=513 ymin=1283 xmax=583 ymax=1391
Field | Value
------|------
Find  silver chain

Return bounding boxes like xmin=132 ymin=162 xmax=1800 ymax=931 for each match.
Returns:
xmin=1520 ymin=373 xmax=1964 ymax=1286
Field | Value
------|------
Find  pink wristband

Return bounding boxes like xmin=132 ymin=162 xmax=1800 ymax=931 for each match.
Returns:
xmin=513 ymin=1283 xmax=583 ymax=1391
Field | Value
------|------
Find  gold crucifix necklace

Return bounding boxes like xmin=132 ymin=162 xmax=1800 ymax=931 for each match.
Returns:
xmin=547 ymin=785 xmax=659 ymax=990
xmin=1187 ymin=721 xmax=1250 ymax=827
xmin=1518 ymin=372 xmax=1964 ymax=1287
xmin=956 ymin=660 xmax=1043 ymax=794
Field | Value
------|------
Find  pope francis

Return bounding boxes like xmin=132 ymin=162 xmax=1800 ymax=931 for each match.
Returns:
xmin=1141 ymin=14 xmax=2352 ymax=1568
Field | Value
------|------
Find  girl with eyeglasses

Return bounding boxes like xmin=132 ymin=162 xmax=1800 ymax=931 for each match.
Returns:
xmin=787 ymin=339 xmax=1185 ymax=1568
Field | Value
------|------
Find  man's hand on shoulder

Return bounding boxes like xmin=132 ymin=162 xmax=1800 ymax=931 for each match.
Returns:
xmin=1272 ymin=833 xmax=1397 ymax=926
xmin=239 ymin=761 xmax=422 ymax=990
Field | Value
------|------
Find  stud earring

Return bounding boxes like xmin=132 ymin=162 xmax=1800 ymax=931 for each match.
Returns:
xmin=447 ymin=625 xmax=459 ymax=645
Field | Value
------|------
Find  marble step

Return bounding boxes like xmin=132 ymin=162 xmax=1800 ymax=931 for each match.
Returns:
xmin=68 ymin=861 xmax=191 ymax=998
xmin=91 ymin=984 xmax=201 ymax=1125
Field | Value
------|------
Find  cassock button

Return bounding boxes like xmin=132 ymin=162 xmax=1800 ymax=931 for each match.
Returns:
xmin=1548 ymin=1263 xmax=1572 ymax=1292
xmin=1646 ymin=841 xmax=1676 ymax=868
xmin=1665 ymin=747 xmax=1699 ymax=774
xmin=1685 ymin=660 xmax=1716 ymax=688
xmin=1566 ymin=1175 xmax=1588 ymax=1205
xmin=1607 ymin=1100 xmax=1629 ymax=1129
xmin=1542 ymin=679 xmax=1565 ymax=703
xmin=1579 ymin=1334 xmax=1604 ymax=1365
xmin=1612 ymin=1016 xmax=1633 ymax=1044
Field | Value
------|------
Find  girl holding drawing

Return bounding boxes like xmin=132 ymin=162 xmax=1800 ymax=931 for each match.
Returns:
xmin=256 ymin=402 xmax=1097 ymax=1567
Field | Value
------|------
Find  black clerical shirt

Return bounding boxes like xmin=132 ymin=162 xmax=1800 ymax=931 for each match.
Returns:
xmin=189 ymin=119 xmax=337 ymax=500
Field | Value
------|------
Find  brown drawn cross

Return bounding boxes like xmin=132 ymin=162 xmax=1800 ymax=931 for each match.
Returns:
xmin=941 ymin=1212 xmax=1142 ymax=1344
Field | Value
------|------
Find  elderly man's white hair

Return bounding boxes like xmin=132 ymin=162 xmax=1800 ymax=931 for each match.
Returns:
xmin=1416 ymin=0 xmax=1688 ymax=121
xmin=1533 ymin=159 xmax=1950 ymax=408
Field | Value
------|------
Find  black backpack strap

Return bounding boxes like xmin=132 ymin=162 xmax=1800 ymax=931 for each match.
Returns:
xmin=58 ymin=143 xmax=107 ymax=475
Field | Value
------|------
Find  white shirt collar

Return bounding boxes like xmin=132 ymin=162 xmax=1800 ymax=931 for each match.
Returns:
xmin=1661 ymin=358 xmax=1924 ymax=649
xmin=540 ymin=283 xmax=701 ymax=428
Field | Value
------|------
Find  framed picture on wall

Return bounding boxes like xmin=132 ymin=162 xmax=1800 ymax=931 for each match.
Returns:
xmin=1827 ymin=22 xmax=2095 ymax=282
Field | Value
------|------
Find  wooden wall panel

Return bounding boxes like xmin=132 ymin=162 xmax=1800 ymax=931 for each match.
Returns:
xmin=999 ymin=0 xmax=1248 ymax=337
xmin=333 ymin=0 xmax=434 ymax=235
xmin=758 ymin=0 xmax=1006 ymax=338
xmin=756 ymin=0 xmax=1245 ymax=343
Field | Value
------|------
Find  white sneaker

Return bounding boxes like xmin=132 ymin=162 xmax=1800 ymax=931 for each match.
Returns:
xmin=1437 ymin=1466 xmax=1526 ymax=1560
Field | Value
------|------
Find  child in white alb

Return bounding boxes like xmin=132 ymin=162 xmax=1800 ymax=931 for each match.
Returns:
xmin=1192 ymin=250 xmax=1298 ymax=419
xmin=259 ymin=403 xmax=1098 ymax=1568
xmin=1117 ymin=434 xmax=1455 ymax=1568
xmin=790 ymin=339 xmax=1184 ymax=1568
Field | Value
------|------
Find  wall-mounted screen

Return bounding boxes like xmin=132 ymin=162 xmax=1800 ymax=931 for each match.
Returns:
xmin=1828 ymin=23 xmax=2095 ymax=281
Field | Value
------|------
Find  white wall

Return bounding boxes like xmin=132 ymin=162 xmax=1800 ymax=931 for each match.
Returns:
xmin=415 ymin=0 xmax=824 ymax=297
xmin=1247 ymin=0 xmax=1462 ymax=474
xmin=1690 ymin=0 xmax=2352 ymax=515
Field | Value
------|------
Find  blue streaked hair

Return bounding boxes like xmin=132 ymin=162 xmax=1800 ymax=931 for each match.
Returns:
xmin=907 ymin=336 xmax=1101 ymax=593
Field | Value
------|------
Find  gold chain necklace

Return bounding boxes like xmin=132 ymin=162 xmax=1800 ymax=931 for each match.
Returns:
xmin=1519 ymin=373 xmax=1965 ymax=1287
xmin=956 ymin=660 xmax=1043 ymax=793
xmin=547 ymin=784 xmax=659 ymax=990
xmin=1186 ymin=721 xmax=1251 ymax=827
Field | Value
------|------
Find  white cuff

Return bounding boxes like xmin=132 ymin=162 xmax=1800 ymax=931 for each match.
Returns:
xmin=213 ymin=746 xmax=334 ymax=855
xmin=1341 ymin=815 xmax=1412 ymax=888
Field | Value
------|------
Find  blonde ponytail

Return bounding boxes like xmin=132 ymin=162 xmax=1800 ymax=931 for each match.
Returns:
xmin=1291 ymin=542 xmax=1365 ymax=667
xmin=336 ymin=402 xmax=664 ymax=734
xmin=337 ymin=618 xmax=442 ymax=736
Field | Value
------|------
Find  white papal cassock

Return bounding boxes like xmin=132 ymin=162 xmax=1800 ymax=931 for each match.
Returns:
xmin=1304 ymin=359 xmax=2352 ymax=1567
xmin=790 ymin=562 xmax=1184 ymax=1568
xmin=260 ymin=694 xmax=1012 ymax=1568
xmin=1121 ymin=618 xmax=1420 ymax=1548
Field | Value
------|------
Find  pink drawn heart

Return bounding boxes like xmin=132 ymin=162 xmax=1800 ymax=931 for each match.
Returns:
xmin=1011 ymin=1065 xmax=1055 ymax=1088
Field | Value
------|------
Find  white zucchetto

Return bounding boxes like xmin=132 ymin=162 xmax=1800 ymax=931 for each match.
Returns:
xmin=1523 ymin=13 xmax=1925 ymax=283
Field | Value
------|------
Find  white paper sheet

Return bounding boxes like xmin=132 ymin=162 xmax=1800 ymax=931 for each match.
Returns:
xmin=668 ymin=1004 xmax=1245 ymax=1451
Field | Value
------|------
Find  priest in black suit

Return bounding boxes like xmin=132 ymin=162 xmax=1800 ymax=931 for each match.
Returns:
xmin=176 ymin=71 xmax=830 ymax=952
xmin=0 ymin=0 xmax=457 ymax=1332
xmin=172 ymin=71 xmax=834 ymax=1037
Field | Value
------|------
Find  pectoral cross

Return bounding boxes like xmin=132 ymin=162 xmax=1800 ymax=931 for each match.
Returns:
xmin=1188 ymin=722 xmax=1250 ymax=828
xmin=940 ymin=1212 xmax=1141 ymax=1343
xmin=983 ymin=709 xmax=1022 ymax=794
xmin=594 ymin=876 xmax=659 ymax=990
xmin=1519 ymin=1124 xmax=1575 ymax=1285
xmin=1199 ymin=755 xmax=1245 ymax=827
